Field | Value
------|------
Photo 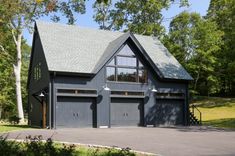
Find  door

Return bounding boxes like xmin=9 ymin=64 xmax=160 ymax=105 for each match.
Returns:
xmin=151 ymin=99 xmax=184 ymax=125
xmin=110 ymin=98 xmax=144 ymax=127
xmin=56 ymin=97 xmax=96 ymax=128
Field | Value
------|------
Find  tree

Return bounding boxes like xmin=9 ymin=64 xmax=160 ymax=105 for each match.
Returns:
xmin=207 ymin=0 xmax=235 ymax=96
xmin=163 ymin=12 xmax=223 ymax=95
xmin=0 ymin=20 xmax=16 ymax=119
xmin=93 ymin=0 xmax=189 ymax=37
xmin=0 ymin=0 xmax=86 ymax=123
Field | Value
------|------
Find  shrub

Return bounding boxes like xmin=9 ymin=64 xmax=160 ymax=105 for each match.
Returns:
xmin=0 ymin=135 xmax=136 ymax=156
xmin=0 ymin=135 xmax=76 ymax=156
xmin=8 ymin=115 xmax=20 ymax=124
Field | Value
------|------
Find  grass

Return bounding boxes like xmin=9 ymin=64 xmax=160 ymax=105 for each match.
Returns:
xmin=0 ymin=135 xmax=140 ymax=156
xmin=191 ymin=97 xmax=235 ymax=129
xmin=0 ymin=121 xmax=33 ymax=133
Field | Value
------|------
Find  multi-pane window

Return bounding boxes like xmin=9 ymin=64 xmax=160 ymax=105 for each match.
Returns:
xmin=106 ymin=67 xmax=115 ymax=81
xmin=117 ymin=68 xmax=137 ymax=82
xmin=106 ymin=44 xmax=147 ymax=83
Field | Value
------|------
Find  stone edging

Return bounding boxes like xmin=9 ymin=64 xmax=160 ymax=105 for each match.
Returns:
xmin=7 ymin=139 xmax=160 ymax=156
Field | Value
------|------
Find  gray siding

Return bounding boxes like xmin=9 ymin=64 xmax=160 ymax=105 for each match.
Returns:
xmin=53 ymin=63 xmax=188 ymax=128
xmin=28 ymin=31 xmax=50 ymax=127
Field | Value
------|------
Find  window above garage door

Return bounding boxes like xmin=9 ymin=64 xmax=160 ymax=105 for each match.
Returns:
xmin=110 ymin=90 xmax=145 ymax=98
xmin=57 ymin=88 xmax=98 ymax=97
xmin=106 ymin=44 xmax=147 ymax=84
xmin=156 ymin=92 xmax=184 ymax=99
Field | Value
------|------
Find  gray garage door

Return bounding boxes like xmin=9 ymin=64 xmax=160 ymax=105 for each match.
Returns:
xmin=111 ymin=98 xmax=144 ymax=127
xmin=147 ymin=99 xmax=184 ymax=125
xmin=56 ymin=97 xmax=96 ymax=128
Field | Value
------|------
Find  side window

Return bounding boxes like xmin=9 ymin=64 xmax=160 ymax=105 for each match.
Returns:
xmin=33 ymin=62 xmax=42 ymax=81
xmin=30 ymin=103 xmax=33 ymax=112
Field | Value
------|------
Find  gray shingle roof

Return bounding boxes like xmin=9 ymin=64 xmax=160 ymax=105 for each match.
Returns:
xmin=36 ymin=21 xmax=193 ymax=80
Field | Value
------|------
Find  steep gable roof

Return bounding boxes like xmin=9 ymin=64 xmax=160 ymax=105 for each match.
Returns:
xmin=35 ymin=21 xmax=193 ymax=80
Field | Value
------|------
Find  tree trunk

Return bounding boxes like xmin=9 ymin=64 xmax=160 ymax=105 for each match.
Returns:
xmin=13 ymin=32 xmax=24 ymax=123
xmin=0 ymin=105 xmax=2 ymax=119
xmin=194 ymin=70 xmax=200 ymax=91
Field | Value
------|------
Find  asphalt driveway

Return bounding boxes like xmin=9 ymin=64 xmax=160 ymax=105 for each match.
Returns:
xmin=2 ymin=126 xmax=235 ymax=156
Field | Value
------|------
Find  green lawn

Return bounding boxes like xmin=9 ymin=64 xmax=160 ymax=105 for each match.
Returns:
xmin=0 ymin=122 xmax=33 ymax=133
xmin=191 ymin=97 xmax=235 ymax=129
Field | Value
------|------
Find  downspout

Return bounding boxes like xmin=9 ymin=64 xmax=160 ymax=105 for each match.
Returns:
xmin=185 ymin=82 xmax=189 ymax=126
xmin=49 ymin=81 xmax=51 ymax=129
xmin=52 ymin=72 xmax=56 ymax=129
xmin=27 ymin=88 xmax=30 ymax=126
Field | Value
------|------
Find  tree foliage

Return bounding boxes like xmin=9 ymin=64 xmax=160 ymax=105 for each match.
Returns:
xmin=93 ymin=0 xmax=189 ymax=37
xmin=163 ymin=12 xmax=223 ymax=95
xmin=0 ymin=0 xmax=87 ymax=121
xmin=207 ymin=0 xmax=235 ymax=95
xmin=0 ymin=18 xmax=16 ymax=118
xmin=0 ymin=20 xmax=30 ymax=119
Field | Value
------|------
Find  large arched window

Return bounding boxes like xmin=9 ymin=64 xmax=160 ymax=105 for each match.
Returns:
xmin=106 ymin=44 xmax=147 ymax=83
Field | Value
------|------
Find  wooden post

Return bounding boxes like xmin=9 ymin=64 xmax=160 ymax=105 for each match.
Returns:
xmin=42 ymin=101 xmax=46 ymax=128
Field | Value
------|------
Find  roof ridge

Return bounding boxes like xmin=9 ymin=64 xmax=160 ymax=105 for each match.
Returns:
xmin=36 ymin=20 xmax=124 ymax=35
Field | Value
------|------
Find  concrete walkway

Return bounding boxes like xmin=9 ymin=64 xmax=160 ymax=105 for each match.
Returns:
xmin=2 ymin=126 xmax=235 ymax=156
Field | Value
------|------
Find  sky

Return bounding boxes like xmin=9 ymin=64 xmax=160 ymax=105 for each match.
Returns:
xmin=24 ymin=0 xmax=210 ymax=45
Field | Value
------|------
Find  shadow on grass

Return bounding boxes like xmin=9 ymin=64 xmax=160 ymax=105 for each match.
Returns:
xmin=191 ymin=98 xmax=235 ymax=108
xmin=203 ymin=118 xmax=235 ymax=129
xmin=173 ymin=118 xmax=235 ymax=132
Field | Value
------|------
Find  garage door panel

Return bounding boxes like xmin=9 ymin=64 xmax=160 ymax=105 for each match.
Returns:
xmin=111 ymin=98 xmax=143 ymax=126
xmin=56 ymin=97 xmax=95 ymax=128
xmin=156 ymin=99 xmax=183 ymax=125
xmin=145 ymin=99 xmax=184 ymax=126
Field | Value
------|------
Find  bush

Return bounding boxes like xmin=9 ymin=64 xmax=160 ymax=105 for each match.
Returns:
xmin=8 ymin=115 xmax=20 ymax=124
xmin=90 ymin=147 xmax=135 ymax=156
xmin=0 ymin=135 xmax=78 ymax=156
xmin=0 ymin=135 xmax=136 ymax=156
xmin=0 ymin=135 xmax=23 ymax=155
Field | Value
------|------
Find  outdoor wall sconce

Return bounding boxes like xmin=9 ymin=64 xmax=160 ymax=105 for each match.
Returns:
xmin=33 ymin=90 xmax=47 ymax=103
xmin=149 ymin=86 xmax=158 ymax=92
xmin=103 ymin=83 xmax=110 ymax=91
xmin=38 ymin=92 xmax=45 ymax=97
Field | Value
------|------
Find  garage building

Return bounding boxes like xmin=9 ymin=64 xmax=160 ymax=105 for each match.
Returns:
xmin=27 ymin=21 xmax=193 ymax=128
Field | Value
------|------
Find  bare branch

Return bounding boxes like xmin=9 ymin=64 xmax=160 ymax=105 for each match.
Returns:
xmin=11 ymin=29 xmax=18 ymax=46
xmin=162 ymin=16 xmax=176 ymax=22
xmin=10 ymin=20 xmax=17 ymax=29
xmin=0 ymin=45 xmax=5 ymax=52
xmin=141 ymin=29 xmax=146 ymax=35
xmin=25 ymin=2 xmax=38 ymax=27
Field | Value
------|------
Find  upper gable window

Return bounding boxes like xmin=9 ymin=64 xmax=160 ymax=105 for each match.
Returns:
xmin=118 ymin=44 xmax=135 ymax=56
xmin=106 ymin=44 xmax=147 ymax=83
xmin=116 ymin=56 xmax=136 ymax=66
